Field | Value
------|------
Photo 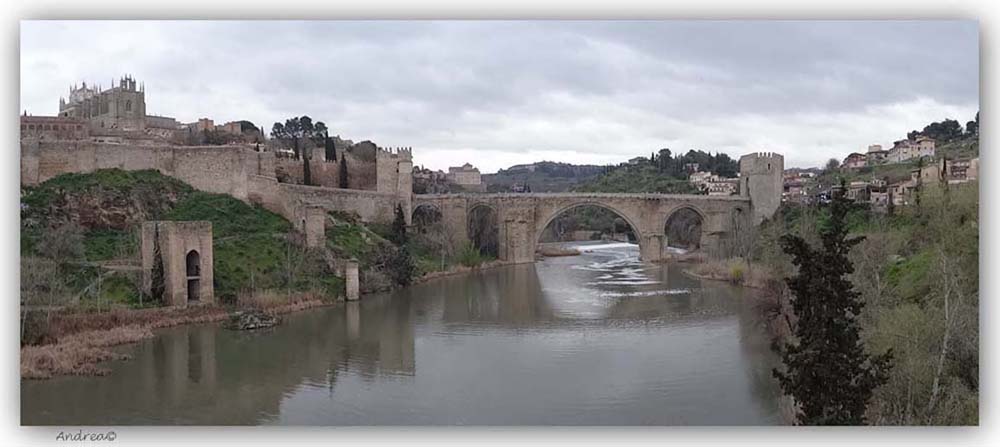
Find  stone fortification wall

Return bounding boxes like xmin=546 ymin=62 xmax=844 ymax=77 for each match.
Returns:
xmin=21 ymin=140 xmax=258 ymax=200
xmin=21 ymin=139 xmax=412 ymax=227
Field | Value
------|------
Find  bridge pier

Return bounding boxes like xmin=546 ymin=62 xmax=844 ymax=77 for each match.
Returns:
xmin=640 ymin=234 xmax=664 ymax=262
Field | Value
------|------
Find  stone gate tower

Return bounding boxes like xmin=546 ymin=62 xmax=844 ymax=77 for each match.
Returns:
xmin=739 ymin=152 xmax=784 ymax=224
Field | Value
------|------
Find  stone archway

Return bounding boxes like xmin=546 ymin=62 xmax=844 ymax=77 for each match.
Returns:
xmin=412 ymin=203 xmax=443 ymax=234
xmin=535 ymin=201 xmax=643 ymax=256
xmin=467 ymin=203 xmax=499 ymax=258
xmin=663 ymin=206 xmax=705 ymax=251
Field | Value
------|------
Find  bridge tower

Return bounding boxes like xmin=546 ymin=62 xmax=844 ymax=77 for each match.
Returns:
xmin=739 ymin=152 xmax=783 ymax=224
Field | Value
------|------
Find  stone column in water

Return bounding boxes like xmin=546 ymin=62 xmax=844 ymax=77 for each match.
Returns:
xmin=344 ymin=260 xmax=360 ymax=301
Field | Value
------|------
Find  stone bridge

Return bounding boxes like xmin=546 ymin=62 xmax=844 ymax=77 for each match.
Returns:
xmin=410 ymin=152 xmax=783 ymax=264
xmin=413 ymin=192 xmax=752 ymax=263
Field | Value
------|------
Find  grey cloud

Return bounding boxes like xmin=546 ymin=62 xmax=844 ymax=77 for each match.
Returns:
xmin=20 ymin=20 xmax=978 ymax=171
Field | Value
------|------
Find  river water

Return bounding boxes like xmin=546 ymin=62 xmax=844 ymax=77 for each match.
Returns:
xmin=22 ymin=243 xmax=783 ymax=425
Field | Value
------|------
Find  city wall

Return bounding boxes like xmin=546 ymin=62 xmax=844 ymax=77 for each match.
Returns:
xmin=21 ymin=139 xmax=412 ymax=228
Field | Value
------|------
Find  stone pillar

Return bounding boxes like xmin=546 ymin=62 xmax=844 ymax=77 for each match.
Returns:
xmin=641 ymin=234 xmax=664 ymax=262
xmin=303 ymin=206 xmax=326 ymax=248
xmin=344 ymin=260 xmax=360 ymax=301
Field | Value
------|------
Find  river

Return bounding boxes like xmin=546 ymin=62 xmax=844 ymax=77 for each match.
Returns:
xmin=21 ymin=243 xmax=784 ymax=425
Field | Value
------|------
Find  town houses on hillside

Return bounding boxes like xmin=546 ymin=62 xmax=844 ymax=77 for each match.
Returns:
xmin=841 ymin=135 xmax=937 ymax=171
xmin=688 ymin=170 xmax=739 ymax=196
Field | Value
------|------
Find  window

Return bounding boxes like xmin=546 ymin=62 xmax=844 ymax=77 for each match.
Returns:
xmin=125 ymin=100 xmax=131 ymax=112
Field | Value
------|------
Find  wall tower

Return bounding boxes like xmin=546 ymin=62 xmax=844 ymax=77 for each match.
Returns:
xmin=738 ymin=152 xmax=783 ymax=224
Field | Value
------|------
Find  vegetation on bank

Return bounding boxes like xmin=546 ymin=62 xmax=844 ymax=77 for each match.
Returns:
xmin=734 ymin=180 xmax=979 ymax=425
xmin=574 ymin=149 xmax=737 ymax=194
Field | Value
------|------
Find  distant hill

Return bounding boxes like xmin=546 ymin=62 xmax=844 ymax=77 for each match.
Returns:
xmin=482 ymin=161 xmax=609 ymax=192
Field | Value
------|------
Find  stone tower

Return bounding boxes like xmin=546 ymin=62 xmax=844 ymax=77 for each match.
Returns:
xmin=739 ymin=152 xmax=784 ymax=224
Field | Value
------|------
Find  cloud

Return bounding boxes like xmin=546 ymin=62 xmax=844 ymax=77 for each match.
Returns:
xmin=20 ymin=20 xmax=979 ymax=172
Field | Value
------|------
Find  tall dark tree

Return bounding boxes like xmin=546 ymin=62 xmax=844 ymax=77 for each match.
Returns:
xmin=338 ymin=156 xmax=349 ymax=189
xmin=390 ymin=203 xmax=408 ymax=246
xmin=773 ymin=183 xmax=892 ymax=425
xmin=271 ymin=116 xmax=327 ymax=185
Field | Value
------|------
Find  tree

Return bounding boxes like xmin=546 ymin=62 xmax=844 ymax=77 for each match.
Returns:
xmin=825 ymin=158 xmax=841 ymax=173
xmin=271 ymin=116 xmax=327 ymax=185
xmin=773 ymin=183 xmax=893 ymax=425
xmin=339 ymin=156 xmax=349 ymax=189
xmin=390 ymin=203 xmax=408 ymax=246
xmin=966 ymin=112 xmax=979 ymax=135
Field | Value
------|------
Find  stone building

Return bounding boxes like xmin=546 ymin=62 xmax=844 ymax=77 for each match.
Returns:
xmin=19 ymin=114 xmax=89 ymax=140
xmin=140 ymin=221 xmax=214 ymax=307
xmin=866 ymin=144 xmax=889 ymax=165
xmin=446 ymin=162 xmax=485 ymax=192
xmin=738 ymin=152 xmax=784 ymax=223
xmin=842 ymin=152 xmax=867 ymax=170
xmin=888 ymin=136 xmax=936 ymax=163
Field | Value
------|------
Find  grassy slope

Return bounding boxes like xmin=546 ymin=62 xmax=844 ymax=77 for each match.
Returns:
xmin=573 ymin=163 xmax=701 ymax=194
xmin=20 ymin=169 xmax=344 ymax=305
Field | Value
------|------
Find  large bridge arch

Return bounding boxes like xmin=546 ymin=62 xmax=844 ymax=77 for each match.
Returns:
xmin=533 ymin=200 xmax=644 ymax=252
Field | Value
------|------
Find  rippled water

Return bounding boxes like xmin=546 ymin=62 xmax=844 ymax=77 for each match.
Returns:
xmin=22 ymin=243 xmax=783 ymax=425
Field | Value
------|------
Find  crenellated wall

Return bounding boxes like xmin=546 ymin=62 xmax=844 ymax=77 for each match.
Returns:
xmin=21 ymin=139 xmax=414 ymax=227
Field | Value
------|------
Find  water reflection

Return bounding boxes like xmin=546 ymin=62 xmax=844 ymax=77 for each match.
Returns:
xmin=22 ymin=244 xmax=782 ymax=425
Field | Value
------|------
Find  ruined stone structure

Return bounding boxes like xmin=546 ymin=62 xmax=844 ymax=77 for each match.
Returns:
xmin=141 ymin=221 xmax=215 ymax=307
xmin=413 ymin=153 xmax=783 ymax=264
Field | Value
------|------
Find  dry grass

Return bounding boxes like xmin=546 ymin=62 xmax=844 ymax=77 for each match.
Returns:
xmin=21 ymin=325 xmax=152 ymax=379
xmin=235 ymin=289 xmax=327 ymax=314
xmin=684 ymin=258 xmax=776 ymax=289
xmin=22 ymin=291 xmax=331 ymax=380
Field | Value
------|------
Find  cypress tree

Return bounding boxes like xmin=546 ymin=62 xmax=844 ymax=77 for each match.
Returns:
xmin=773 ymin=182 xmax=892 ymax=425
xmin=338 ymin=156 xmax=349 ymax=189
xmin=391 ymin=203 xmax=408 ymax=246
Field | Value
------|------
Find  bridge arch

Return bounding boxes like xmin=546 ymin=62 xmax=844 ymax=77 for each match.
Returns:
xmin=467 ymin=202 xmax=500 ymax=257
xmin=535 ymin=201 xmax=643 ymax=252
xmin=662 ymin=204 xmax=707 ymax=251
xmin=411 ymin=203 xmax=443 ymax=233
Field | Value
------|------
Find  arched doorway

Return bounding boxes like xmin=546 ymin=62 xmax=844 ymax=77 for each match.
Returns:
xmin=663 ymin=207 xmax=704 ymax=251
xmin=467 ymin=204 xmax=499 ymax=258
xmin=186 ymin=250 xmax=201 ymax=302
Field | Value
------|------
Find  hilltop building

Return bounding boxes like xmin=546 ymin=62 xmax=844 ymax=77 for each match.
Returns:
xmin=447 ymin=163 xmax=485 ymax=192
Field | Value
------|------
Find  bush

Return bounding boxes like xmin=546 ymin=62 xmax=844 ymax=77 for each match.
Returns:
xmin=457 ymin=242 xmax=487 ymax=267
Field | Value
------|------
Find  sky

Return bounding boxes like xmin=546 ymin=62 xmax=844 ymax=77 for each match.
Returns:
xmin=20 ymin=20 xmax=979 ymax=172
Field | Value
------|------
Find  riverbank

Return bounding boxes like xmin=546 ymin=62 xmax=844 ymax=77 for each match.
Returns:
xmin=413 ymin=259 xmax=514 ymax=284
xmin=21 ymin=292 xmax=332 ymax=380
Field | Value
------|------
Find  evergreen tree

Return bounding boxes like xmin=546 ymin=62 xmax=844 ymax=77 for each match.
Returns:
xmin=391 ymin=203 xmax=408 ymax=246
xmin=338 ymin=156 xmax=349 ymax=189
xmin=773 ymin=182 xmax=892 ymax=425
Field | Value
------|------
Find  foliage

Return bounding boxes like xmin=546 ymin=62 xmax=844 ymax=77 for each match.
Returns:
xmin=270 ymin=116 xmax=328 ymax=159
xmin=456 ymin=241 xmax=489 ymax=267
xmin=575 ymin=162 xmax=701 ymax=194
xmin=773 ymin=184 xmax=893 ymax=425
xmin=390 ymin=204 xmax=408 ymax=245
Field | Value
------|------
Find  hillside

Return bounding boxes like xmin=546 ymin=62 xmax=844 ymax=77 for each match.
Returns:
xmin=482 ymin=161 xmax=608 ymax=192
xmin=573 ymin=163 xmax=701 ymax=194
xmin=21 ymin=169 xmax=349 ymax=307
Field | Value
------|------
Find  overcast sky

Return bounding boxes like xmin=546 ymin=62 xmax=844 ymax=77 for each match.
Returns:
xmin=20 ymin=20 xmax=978 ymax=171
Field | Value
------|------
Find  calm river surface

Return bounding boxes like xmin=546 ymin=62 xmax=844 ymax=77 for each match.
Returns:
xmin=22 ymin=243 xmax=783 ymax=425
